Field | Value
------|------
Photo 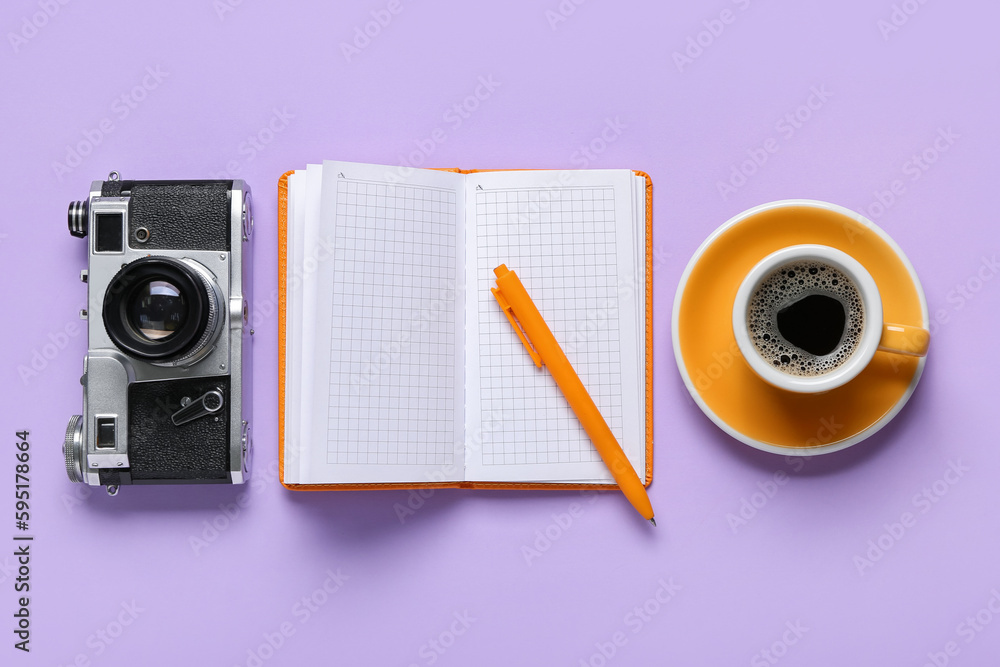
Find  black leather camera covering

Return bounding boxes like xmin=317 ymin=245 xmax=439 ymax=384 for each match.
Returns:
xmin=127 ymin=376 xmax=231 ymax=481
xmin=112 ymin=180 xmax=232 ymax=252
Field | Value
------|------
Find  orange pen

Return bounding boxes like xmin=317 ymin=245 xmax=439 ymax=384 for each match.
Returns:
xmin=491 ymin=265 xmax=655 ymax=526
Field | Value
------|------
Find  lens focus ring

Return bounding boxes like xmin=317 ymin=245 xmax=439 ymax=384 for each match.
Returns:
xmin=169 ymin=265 xmax=220 ymax=366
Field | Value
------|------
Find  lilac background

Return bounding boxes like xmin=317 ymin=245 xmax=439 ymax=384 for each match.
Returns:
xmin=1 ymin=1 xmax=998 ymax=665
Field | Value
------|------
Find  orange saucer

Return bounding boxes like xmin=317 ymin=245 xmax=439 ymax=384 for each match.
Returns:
xmin=671 ymin=201 xmax=928 ymax=454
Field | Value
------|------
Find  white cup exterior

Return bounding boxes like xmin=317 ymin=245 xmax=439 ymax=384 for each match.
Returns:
xmin=732 ymin=244 xmax=884 ymax=394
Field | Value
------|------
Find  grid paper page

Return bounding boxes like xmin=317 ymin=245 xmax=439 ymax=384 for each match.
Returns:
xmin=327 ymin=179 xmax=457 ymax=465
xmin=296 ymin=161 xmax=466 ymax=484
xmin=463 ymin=170 xmax=643 ymax=483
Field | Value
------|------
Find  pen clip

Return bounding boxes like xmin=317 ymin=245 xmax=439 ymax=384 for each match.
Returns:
xmin=491 ymin=287 xmax=542 ymax=368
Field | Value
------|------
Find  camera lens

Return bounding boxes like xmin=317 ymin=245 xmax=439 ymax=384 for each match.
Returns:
xmin=104 ymin=257 xmax=223 ymax=365
xmin=127 ymin=279 xmax=188 ymax=341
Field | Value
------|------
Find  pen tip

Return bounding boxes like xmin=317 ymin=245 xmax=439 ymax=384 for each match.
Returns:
xmin=648 ymin=518 xmax=656 ymax=527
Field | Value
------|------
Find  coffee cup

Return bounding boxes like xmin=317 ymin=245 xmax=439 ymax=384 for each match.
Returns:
xmin=732 ymin=244 xmax=929 ymax=393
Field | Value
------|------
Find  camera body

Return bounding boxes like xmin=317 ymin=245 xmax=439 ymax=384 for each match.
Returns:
xmin=64 ymin=173 xmax=254 ymax=493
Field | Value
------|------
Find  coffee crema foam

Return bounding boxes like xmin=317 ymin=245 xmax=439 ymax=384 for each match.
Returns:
xmin=747 ymin=261 xmax=864 ymax=377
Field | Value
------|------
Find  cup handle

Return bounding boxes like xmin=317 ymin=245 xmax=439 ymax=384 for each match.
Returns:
xmin=878 ymin=323 xmax=930 ymax=357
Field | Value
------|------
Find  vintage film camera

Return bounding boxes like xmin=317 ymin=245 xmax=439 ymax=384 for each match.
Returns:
xmin=64 ymin=172 xmax=254 ymax=494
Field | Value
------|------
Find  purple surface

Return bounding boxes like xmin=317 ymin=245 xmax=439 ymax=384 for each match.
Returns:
xmin=1 ymin=1 xmax=998 ymax=665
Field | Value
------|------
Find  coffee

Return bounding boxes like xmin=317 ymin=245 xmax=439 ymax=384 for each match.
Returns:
xmin=746 ymin=260 xmax=864 ymax=377
xmin=777 ymin=294 xmax=845 ymax=355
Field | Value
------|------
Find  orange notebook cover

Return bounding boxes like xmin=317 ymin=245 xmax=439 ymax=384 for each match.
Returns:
xmin=278 ymin=167 xmax=653 ymax=491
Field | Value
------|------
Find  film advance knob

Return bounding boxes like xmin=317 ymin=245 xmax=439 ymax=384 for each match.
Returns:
xmin=67 ymin=200 xmax=88 ymax=238
xmin=171 ymin=390 xmax=225 ymax=426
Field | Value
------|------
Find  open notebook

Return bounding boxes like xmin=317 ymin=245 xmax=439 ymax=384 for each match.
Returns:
xmin=279 ymin=161 xmax=652 ymax=489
